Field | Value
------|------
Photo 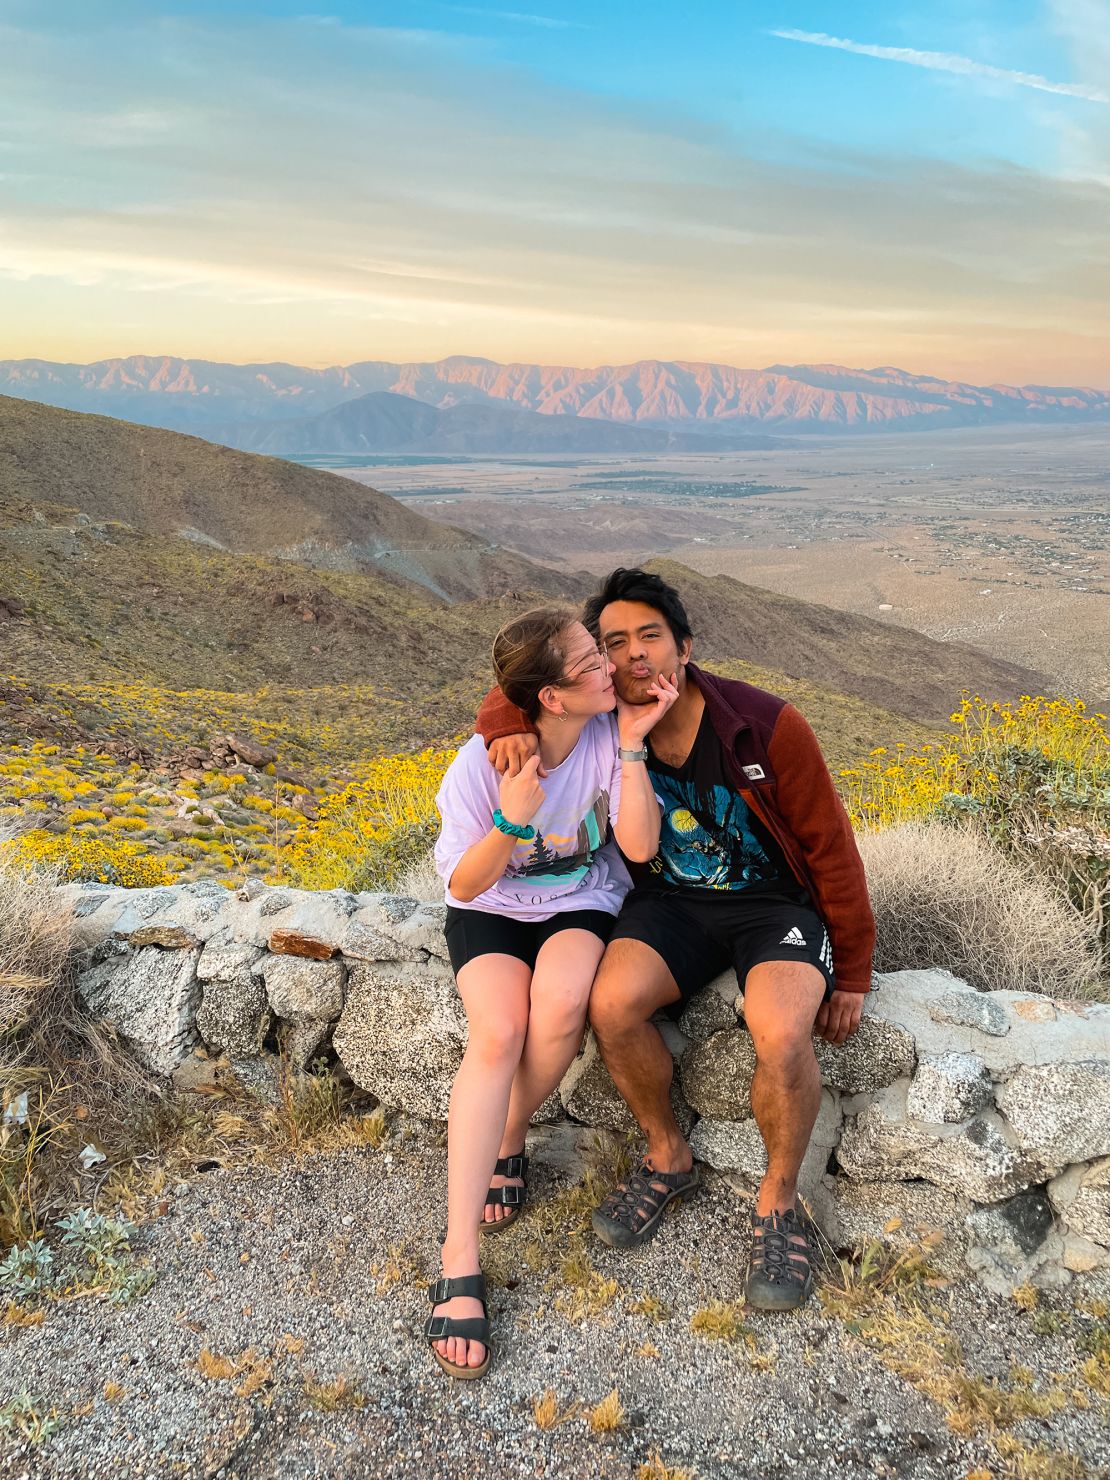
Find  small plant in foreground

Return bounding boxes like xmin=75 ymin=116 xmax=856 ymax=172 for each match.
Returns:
xmin=531 ymin=1389 xmax=578 ymax=1430
xmin=302 ymin=1374 xmax=366 ymax=1411
xmin=0 ymin=1393 xmax=63 ymax=1446
xmin=0 ymin=1239 xmax=54 ymax=1302
xmin=637 ymin=1454 xmax=697 ymax=1480
xmin=689 ymin=1300 xmax=756 ymax=1347
xmin=587 ymin=1387 xmax=625 ymax=1433
xmin=56 ymin=1208 xmax=153 ymax=1305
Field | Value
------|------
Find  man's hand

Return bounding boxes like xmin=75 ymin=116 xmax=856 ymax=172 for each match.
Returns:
xmin=814 ymin=989 xmax=864 ymax=1045
xmin=498 ymin=753 xmax=545 ymax=830
xmin=488 ymin=733 xmax=545 ymax=777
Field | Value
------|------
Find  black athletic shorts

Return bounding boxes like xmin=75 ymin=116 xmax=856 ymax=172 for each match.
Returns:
xmin=609 ymin=889 xmax=835 ymax=1006
xmin=444 ymin=905 xmax=616 ymax=976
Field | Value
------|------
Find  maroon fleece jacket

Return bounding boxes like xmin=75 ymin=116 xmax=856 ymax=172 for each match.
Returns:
xmin=475 ymin=662 xmax=876 ymax=994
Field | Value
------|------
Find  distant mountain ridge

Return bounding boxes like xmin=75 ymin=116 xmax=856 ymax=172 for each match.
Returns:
xmin=3 ymin=354 xmax=1107 ymax=442
xmin=207 ymin=390 xmax=780 ymax=456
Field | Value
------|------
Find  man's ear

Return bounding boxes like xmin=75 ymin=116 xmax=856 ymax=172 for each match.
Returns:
xmin=678 ymin=637 xmax=693 ymax=666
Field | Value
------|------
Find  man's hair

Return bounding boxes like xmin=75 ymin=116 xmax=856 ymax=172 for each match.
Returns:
xmin=582 ymin=568 xmax=694 ymax=647
xmin=492 ymin=605 xmax=582 ymax=722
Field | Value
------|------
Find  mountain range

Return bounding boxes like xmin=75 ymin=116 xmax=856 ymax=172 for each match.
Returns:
xmin=3 ymin=355 xmax=1107 ymax=451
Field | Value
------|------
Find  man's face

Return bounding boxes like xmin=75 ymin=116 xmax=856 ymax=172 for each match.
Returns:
xmin=597 ymin=599 xmax=690 ymax=705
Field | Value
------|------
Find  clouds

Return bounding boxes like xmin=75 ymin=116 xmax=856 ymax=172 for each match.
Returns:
xmin=0 ymin=5 xmax=1107 ymax=382
xmin=771 ymin=28 xmax=1109 ymax=105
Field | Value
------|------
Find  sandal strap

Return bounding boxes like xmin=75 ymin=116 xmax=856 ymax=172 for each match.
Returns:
xmin=425 ymin=1313 xmax=489 ymax=1343
xmin=597 ymin=1160 xmax=695 ymax=1230
xmin=750 ymin=1209 xmax=814 ymax=1287
xmin=428 ymin=1273 xmax=487 ymax=1305
xmin=485 ymin=1183 xmax=523 ymax=1208
xmin=493 ymin=1151 xmax=527 ymax=1179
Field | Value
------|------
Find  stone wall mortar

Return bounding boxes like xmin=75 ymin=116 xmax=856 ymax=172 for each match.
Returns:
xmin=62 ymin=883 xmax=1110 ymax=1292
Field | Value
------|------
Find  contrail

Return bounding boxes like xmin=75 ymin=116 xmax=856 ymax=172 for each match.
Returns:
xmin=771 ymin=28 xmax=1109 ymax=104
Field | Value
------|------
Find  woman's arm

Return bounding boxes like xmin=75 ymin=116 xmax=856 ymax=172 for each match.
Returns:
xmin=611 ymin=750 xmax=661 ymax=863
xmin=447 ymin=755 xmax=546 ymax=901
xmin=611 ymin=674 xmax=679 ymax=862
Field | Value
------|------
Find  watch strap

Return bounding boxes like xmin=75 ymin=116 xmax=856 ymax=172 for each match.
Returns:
xmin=618 ymin=746 xmax=649 ymax=762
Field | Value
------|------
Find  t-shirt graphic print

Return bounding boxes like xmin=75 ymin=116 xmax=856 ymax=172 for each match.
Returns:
xmin=652 ymin=771 xmax=779 ymax=890
xmin=506 ymin=789 xmax=611 ymax=885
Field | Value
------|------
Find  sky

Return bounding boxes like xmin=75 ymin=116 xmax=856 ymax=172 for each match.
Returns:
xmin=0 ymin=0 xmax=1108 ymax=385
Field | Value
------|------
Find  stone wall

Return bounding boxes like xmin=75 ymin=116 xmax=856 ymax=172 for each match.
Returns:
xmin=63 ymin=881 xmax=1110 ymax=1292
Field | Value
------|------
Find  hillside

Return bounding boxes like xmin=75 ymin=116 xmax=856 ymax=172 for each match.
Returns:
xmin=0 ymin=394 xmax=578 ymax=602
xmin=3 ymin=354 xmax=1107 ymax=439
xmin=208 ymin=391 xmax=779 ymax=456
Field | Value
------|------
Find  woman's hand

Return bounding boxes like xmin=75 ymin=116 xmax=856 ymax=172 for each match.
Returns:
xmin=616 ymin=671 xmax=680 ymax=749
xmin=498 ymin=752 xmax=545 ymax=828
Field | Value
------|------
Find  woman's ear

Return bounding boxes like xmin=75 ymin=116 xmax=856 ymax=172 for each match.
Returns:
xmin=536 ymin=684 xmax=562 ymax=717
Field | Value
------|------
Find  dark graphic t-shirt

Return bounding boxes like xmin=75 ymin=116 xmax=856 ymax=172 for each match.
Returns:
xmin=636 ymin=709 xmax=809 ymax=904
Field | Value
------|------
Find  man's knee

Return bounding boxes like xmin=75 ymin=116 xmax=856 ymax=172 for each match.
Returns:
xmin=589 ymin=938 xmax=679 ymax=1040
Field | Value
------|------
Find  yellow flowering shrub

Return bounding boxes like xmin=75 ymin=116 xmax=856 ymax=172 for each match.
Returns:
xmin=282 ymin=747 xmax=455 ymax=891
xmin=2 ymin=830 xmax=173 ymax=887
xmin=840 ymin=695 xmax=1108 ymax=832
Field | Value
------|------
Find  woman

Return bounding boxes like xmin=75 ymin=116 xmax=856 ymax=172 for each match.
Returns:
xmin=425 ymin=606 xmax=676 ymax=1379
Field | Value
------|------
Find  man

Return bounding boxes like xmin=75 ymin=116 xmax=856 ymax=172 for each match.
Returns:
xmin=476 ymin=568 xmax=875 ymax=1310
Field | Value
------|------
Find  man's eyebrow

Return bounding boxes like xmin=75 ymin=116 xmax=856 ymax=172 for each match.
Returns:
xmin=600 ymin=622 xmax=661 ymax=639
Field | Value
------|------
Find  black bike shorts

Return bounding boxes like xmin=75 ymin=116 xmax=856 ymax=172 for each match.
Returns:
xmin=444 ymin=905 xmax=616 ymax=976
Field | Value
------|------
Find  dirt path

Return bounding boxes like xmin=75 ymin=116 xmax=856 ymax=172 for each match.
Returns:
xmin=2 ymin=1125 xmax=1107 ymax=1479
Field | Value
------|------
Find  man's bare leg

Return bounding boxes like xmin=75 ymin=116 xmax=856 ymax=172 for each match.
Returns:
xmin=587 ymin=937 xmax=689 ymax=1171
xmin=742 ymin=960 xmax=826 ymax=1215
xmin=741 ymin=959 xmax=826 ymax=1310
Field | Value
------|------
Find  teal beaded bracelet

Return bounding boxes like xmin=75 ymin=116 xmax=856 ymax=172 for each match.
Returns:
xmin=493 ymin=807 xmax=535 ymax=840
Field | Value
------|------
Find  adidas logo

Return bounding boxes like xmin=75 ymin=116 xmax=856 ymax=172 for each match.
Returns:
xmin=779 ymin=926 xmax=807 ymax=948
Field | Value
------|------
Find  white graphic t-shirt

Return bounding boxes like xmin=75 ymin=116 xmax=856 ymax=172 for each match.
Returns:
xmin=435 ymin=714 xmax=632 ymax=920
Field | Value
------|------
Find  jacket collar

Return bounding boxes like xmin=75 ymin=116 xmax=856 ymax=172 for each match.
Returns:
xmin=685 ymin=661 xmax=750 ymax=750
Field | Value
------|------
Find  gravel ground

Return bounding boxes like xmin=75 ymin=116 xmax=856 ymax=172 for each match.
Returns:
xmin=2 ymin=1123 xmax=1108 ymax=1480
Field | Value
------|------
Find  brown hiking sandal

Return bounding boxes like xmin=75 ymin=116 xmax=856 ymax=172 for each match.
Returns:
xmin=591 ymin=1159 xmax=699 ymax=1250
xmin=745 ymin=1207 xmax=815 ymax=1311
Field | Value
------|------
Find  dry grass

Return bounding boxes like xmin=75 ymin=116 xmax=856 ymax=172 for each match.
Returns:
xmin=587 ymin=1388 xmax=625 ymax=1433
xmin=531 ymin=1389 xmax=578 ymax=1430
xmin=817 ymin=1231 xmax=1080 ymax=1470
xmin=0 ymin=856 xmax=76 ymax=1062
xmin=302 ymin=1374 xmax=366 ymax=1411
xmin=688 ymin=1300 xmax=757 ymax=1347
xmin=637 ymin=1454 xmax=697 ymax=1480
xmin=858 ymin=821 xmax=1103 ymax=998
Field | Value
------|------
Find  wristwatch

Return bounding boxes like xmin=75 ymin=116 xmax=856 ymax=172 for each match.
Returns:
xmin=618 ymin=746 xmax=649 ymax=762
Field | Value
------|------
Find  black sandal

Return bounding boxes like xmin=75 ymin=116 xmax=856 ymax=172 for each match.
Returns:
xmin=480 ymin=1148 xmax=528 ymax=1233
xmin=745 ymin=1207 xmax=815 ymax=1311
xmin=591 ymin=1159 xmax=699 ymax=1250
xmin=424 ymin=1273 xmax=491 ymax=1380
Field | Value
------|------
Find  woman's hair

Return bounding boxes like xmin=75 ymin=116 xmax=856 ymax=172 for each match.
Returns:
xmin=492 ymin=606 xmax=583 ymax=721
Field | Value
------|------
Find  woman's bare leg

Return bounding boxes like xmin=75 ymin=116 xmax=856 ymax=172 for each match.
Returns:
xmin=434 ymin=952 xmax=530 ymax=1370
xmin=484 ymin=929 xmax=605 ymax=1221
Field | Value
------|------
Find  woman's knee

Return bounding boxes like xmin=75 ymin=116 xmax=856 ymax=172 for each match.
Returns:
xmin=466 ymin=1012 xmax=528 ymax=1065
xmin=532 ymin=981 xmax=590 ymax=1040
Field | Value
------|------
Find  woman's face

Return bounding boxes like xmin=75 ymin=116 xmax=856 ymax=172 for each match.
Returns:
xmin=551 ymin=622 xmax=616 ymax=718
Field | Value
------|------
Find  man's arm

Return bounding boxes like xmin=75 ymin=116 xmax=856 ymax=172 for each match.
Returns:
xmin=766 ymin=705 xmax=876 ymax=1035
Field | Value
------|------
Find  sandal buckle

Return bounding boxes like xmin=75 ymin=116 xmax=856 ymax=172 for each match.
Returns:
xmin=429 ymin=1278 xmax=451 ymax=1303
